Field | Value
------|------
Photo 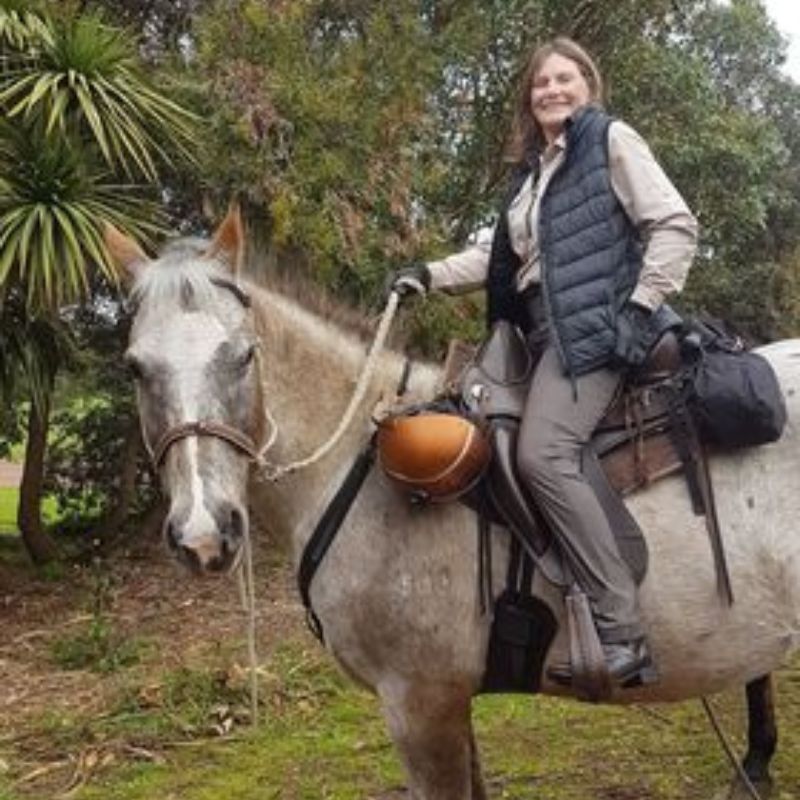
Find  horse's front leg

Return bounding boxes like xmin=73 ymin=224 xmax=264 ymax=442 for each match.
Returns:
xmin=742 ymin=674 xmax=777 ymax=789
xmin=379 ymin=678 xmax=487 ymax=800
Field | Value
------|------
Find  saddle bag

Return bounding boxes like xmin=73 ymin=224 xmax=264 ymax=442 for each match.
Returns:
xmin=376 ymin=410 xmax=491 ymax=502
xmin=683 ymin=322 xmax=787 ymax=448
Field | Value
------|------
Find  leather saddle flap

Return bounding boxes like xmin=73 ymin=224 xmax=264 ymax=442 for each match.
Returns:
xmin=461 ymin=321 xmax=533 ymax=420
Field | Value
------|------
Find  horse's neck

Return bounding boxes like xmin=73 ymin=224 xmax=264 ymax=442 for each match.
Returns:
xmin=250 ymin=291 xmax=440 ymax=558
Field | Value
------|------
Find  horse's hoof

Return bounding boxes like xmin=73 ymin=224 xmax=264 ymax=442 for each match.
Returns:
xmin=710 ymin=775 xmax=773 ymax=800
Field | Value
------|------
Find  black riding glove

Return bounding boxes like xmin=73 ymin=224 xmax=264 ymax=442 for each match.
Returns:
xmin=386 ymin=264 xmax=431 ymax=303
xmin=614 ymin=302 xmax=656 ymax=367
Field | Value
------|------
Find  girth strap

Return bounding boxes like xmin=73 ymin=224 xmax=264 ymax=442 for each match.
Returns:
xmin=667 ymin=396 xmax=734 ymax=606
xmin=150 ymin=420 xmax=261 ymax=467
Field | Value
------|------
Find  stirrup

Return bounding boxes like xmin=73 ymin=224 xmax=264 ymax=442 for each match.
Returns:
xmin=547 ymin=643 xmax=658 ymax=690
xmin=547 ymin=657 xmax=657 ymax=690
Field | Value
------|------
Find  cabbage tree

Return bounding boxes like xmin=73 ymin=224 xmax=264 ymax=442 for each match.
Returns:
xmin=0 ymin=3 xmax=196 ymax=562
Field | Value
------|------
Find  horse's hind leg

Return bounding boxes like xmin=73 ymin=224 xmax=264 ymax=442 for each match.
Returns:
xmin=379 ymin=679 xmax=487 ymax=800
xmin=742 ymin=674 xmax=777 ymax=789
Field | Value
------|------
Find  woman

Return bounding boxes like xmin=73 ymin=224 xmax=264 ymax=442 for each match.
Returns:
xmin=391 ymin=37 xmax=698 ymax=686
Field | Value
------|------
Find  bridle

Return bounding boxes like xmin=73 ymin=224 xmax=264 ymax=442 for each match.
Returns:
xmin=137 ymin=277 xmax=400 ymax=481
xmin=138 ymin=275 xmax=276 ymax=473
xmin=149 ymin=419 xmax=264 ymax=468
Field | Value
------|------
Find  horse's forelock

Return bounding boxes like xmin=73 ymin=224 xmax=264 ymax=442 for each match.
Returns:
xmin=130 ymin=237 xmax=234 ymax=318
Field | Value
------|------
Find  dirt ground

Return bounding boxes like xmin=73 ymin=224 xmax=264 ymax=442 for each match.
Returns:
xmin=0 ymin=524 xmax=306 ymax=794
xmin=0 ymin=457 xmax=305 ymax=794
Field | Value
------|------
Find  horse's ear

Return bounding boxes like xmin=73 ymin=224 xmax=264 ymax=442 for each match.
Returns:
xmin=207 ymin=202 xmax=244 ymax=276
xmin=103 ymin=222 xmax=150 ymax=282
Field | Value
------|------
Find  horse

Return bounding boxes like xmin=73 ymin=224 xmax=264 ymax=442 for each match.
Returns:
xmin=107 ymin=208 xmax=800 ymax=799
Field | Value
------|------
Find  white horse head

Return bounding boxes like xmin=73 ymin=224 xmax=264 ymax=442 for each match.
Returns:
xmin=108 ymin=208 xmax=265 ymax=572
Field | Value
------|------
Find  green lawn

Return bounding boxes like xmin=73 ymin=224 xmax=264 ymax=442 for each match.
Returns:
xmin=0 ymin=487 xmax=18 ymax=535
xmin=4 ymin=638 xmax=796 ymax=800
xmin=0 ymin=486 xmax=64 ymax=537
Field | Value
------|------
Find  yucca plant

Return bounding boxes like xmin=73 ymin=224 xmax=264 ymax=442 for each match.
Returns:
xmin=0 ymin=291 xmax=74 ymax=411
xmin=0 ymin=7 xmax=196 ymax=181
xmin=0 ymin=123 xmax=161 ymax=310
xmin=0 ymin=0 xmax=52 ymax=55
xmin=0 ymin=4 xmax=197 ymax=563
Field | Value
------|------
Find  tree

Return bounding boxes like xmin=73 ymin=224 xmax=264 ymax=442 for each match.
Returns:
xmin=190 ymin=0 xmax=800 ymax=349
xmin=0 ymin=2 xmax=196 ymax=562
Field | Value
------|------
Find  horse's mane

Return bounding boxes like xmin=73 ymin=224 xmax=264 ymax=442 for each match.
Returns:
xmin=251 ymin=264 xmax=386 ymax=342
xmin=132 ymin=236 xmax=406 ymax=348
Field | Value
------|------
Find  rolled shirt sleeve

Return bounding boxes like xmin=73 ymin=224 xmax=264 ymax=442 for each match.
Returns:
xmin=609 ymin=121 xmax=698 ymax=310
xmin=426 ymin=225 xmax=494 ymax=293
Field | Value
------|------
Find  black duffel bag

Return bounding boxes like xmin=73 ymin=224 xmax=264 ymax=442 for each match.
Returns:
xmin=682 ymin=321 xmax=787 ymax=448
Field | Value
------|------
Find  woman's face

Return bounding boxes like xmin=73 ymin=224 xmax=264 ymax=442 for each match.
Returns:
xmin=530 ymin=53 xmax=592 ymax=144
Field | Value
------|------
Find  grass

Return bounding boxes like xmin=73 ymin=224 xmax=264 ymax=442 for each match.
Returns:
xmin=4 ymin=637 xmax=799 ymax=800
xmin=0 ymin=488 xmax=19 ymax=535
xmin=0 ymin=486 xmax=75 ymax=537
xmin=72 ymin=644 xmax=405 ymax=800
xmin=50 ymin=617 xmax=144 ymax=674
xmin=4 ymin=543 xmax=800 ymax=800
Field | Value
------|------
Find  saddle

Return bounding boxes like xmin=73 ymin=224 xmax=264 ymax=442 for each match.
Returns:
xmin=385 ymin=320 xmax=736 ymax=699
xmin=377 ymin=321 xmax=715 ymax=590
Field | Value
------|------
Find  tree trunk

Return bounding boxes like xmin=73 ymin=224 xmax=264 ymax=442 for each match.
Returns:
xmin=95 ymin=420 xmax=143 ymax=545
xmin=17 ymin=394 xmax=58 ymax=564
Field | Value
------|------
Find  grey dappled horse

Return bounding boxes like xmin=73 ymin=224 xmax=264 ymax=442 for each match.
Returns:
xmin=110 ymin=209 xmax=800 ymax=799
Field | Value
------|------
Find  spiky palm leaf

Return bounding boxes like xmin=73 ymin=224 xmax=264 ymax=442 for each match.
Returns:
xmin=0 ymin=123 xmax=162 ymax=311
xmin=0 ymin=1 xmax=52 ymax=55
xmin=0 ymin=10 xmax=196 ymax=181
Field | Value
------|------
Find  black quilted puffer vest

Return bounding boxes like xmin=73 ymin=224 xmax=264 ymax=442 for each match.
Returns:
xmin=486 ymin=105 xmax=643 ymax=377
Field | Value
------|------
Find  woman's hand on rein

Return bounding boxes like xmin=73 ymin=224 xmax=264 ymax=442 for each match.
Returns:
xmin=386 ymin=263 xmax=431 ymax=304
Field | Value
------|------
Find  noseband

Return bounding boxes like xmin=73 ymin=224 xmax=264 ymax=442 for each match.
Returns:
xmin=149 ymin=419 xmax=263 ymax=468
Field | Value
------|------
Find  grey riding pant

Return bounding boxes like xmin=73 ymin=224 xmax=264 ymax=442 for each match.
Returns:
xmin=517 ymin=344 xmax=643 ymax=644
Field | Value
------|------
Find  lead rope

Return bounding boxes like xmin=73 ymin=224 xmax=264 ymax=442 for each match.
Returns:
xmin=236 ymin=525 xmax=259 ymax=726
xmin=236 ymin=290 xmax=402 ymax=727
xmin=701 ymin=696 xmax=763 ymax=800
xmin=254 ymin=291 xmax=401 ymax=480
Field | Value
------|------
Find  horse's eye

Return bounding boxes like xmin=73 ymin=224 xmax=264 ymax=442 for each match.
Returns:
xmin=238 ymin=345 xmax=256 ymax=371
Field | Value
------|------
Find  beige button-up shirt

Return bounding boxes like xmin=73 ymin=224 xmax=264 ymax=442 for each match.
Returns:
xmin=427 ymin=120 xmax=698 ymax=310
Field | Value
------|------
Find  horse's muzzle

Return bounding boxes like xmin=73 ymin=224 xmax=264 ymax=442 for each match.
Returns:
xmin=164 ymin=503 xmax=246 ymax=573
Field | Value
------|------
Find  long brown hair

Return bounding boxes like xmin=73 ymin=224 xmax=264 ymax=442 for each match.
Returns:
xmin=507 ymin=37 xmax=604 ymax=163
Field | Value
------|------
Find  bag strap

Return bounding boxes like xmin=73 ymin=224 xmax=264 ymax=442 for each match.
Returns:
xmin=297 ymin=439 xmax=376 ymax=642
xmin=666 ymin=393 xmax=706 ymax=515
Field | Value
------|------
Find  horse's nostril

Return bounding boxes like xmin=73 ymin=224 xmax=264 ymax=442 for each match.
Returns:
xmin=208 ymin=543 xmax=229 ymax=573
xmin=165 ymin=521 xmax=181 ymax=551
xmin=230 ymin=508 xmax=244 ymax=540
xmin=180 ymin=545 xmax=202 ymax=573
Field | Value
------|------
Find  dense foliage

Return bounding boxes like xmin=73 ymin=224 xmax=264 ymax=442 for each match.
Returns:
xmin=179 ymin=0 xmax=800 ymax=349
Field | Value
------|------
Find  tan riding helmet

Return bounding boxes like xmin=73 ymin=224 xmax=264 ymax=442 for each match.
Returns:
xmin=376 ymin=412 xmax=491 ymax=502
